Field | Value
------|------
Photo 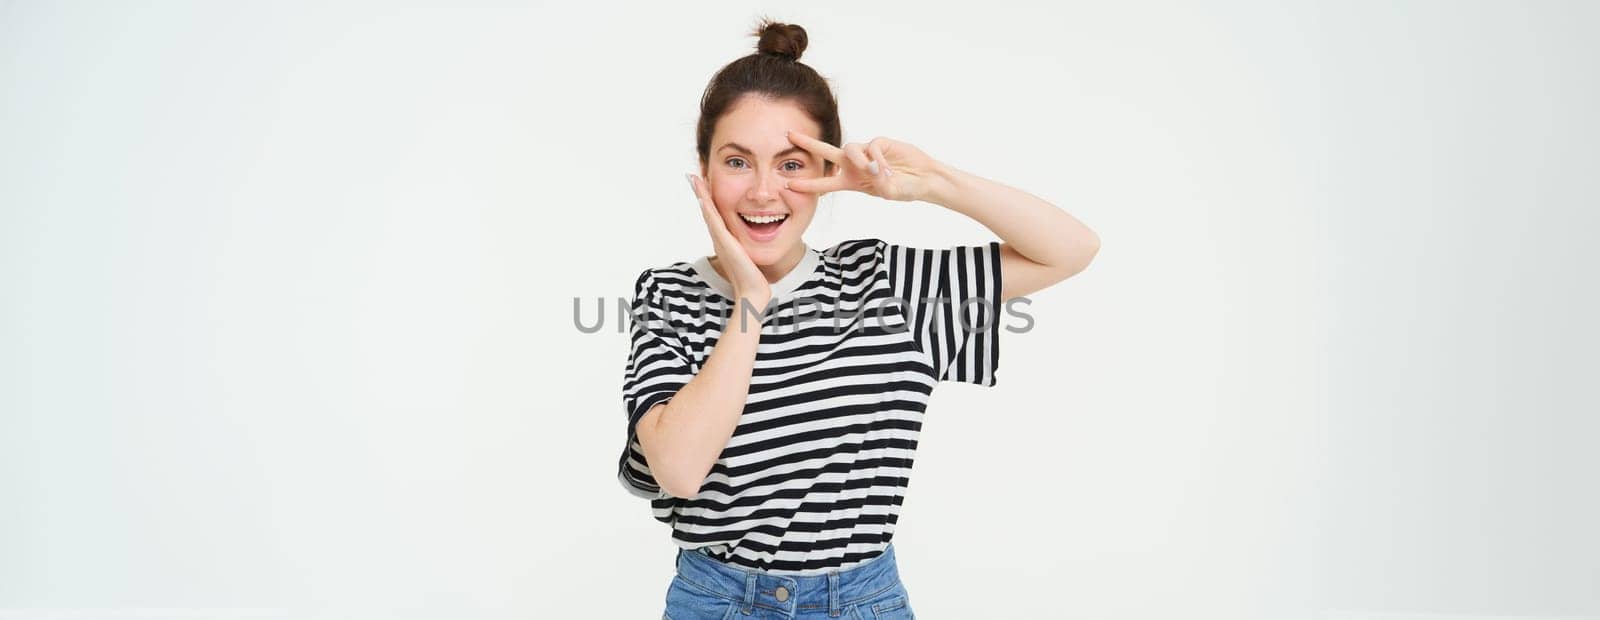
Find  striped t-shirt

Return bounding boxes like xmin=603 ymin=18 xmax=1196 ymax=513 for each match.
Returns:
xmin=617 ymin=237 xmax=1002 ymax=574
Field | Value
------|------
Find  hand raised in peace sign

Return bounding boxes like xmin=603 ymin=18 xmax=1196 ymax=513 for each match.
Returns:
xmin=781 ymin=131 xmax=944 ymax=203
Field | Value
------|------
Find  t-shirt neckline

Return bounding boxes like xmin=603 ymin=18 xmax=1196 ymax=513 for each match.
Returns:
xmin=690 ymin=244 xmax=822 ymax=303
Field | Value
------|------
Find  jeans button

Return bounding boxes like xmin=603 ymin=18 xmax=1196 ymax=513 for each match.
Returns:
xmin=774 ymin=586 xmax=789 ymax=602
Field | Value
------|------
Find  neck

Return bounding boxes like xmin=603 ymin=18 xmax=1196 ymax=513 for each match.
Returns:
xmin=711 ymin=242 xmax=807 ymax=285
xmin=759 ymin=242 xmax=807 ymax=283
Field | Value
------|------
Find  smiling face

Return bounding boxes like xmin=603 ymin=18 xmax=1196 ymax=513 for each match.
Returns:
xmin=701 ymin=94 xmax=826 ymax=269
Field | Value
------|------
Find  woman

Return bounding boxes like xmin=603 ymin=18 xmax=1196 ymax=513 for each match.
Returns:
xmin=619 ymin=19 xmax=1099 ymax=619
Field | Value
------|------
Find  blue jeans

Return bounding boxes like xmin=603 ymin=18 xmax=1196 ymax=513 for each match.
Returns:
xmin=662 ymin=544 xmax=916 ymax=619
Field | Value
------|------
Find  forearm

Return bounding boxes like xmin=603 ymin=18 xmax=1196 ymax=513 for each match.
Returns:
xmin=924 ymin=160 xmax=1100 ymax=272
xmin=636 ymin=297 xmax=768 ymax=497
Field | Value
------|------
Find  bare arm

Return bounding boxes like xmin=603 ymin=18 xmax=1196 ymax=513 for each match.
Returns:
xmin=633 ymin=295 xmax=766 ymax=499
xmin=923 ymin=160 xmax=1101 ymax=301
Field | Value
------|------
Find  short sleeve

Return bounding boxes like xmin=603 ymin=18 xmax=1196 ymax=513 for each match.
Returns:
xmin=883 ymin=240 xmax=1003 ymax=386
xmin=616 ymin=269 xmax=695 ymax=500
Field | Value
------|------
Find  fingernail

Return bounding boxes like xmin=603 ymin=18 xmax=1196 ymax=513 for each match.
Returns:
xmin=867 ymin=161 xmax=879 ymax=176
xmin=685 ymin=173 xmax=695 ymax=191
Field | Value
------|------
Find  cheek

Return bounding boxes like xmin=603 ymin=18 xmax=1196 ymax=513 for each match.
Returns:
xmin=710 ymin=180 xmax=745 ymax=210
xmin=782 ymin=192 xmax=818 ymax=215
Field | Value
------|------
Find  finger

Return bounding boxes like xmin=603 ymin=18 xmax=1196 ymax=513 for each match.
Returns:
xmin=688 ymin=173 xmax=711 ymax=214
xmin=786 ymin=173 xmax=848 ymax=195
xmin=867 ymin=142 xmax=891 ymax=178
xmin=687 ymin=172 xmax=703 ymax=203
xmin=689 ymin=174 xmax=729 ymax=235
xmin=842 ymin=143 xmax=873 ymax=178
xmin=689 ymin=173 xmax=714 ymax=208
xmin=786 ymin=130 xmax=843 ymax=165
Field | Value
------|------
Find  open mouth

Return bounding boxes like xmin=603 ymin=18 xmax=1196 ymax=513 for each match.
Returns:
xmin=738 ymin=212 xmax=789 ymax=242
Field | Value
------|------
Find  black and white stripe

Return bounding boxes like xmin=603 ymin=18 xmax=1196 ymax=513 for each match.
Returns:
xmin=618 ymin=238 xmax=1003 ymax=574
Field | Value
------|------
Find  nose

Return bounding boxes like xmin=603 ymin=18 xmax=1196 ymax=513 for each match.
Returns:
xmin=748 ymin=170 xmax=780 ymax=202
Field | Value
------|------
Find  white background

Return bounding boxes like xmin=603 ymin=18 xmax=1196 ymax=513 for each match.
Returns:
xmin=2 ymin=1 xmax=1596 ymax=619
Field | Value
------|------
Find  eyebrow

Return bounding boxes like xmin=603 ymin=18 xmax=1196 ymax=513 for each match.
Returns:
xmin=716 ymin=142 xmax=812 ymax=160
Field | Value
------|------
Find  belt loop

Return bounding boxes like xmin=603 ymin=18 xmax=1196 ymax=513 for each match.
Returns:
xmin=742 ymin=571 xmax=757 ymax=614
xmin=827 ymin=570 xmax=842 ymax=617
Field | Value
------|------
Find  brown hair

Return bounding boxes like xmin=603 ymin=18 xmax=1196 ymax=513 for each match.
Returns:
xmin=696 ymin=18 xmax=841 ymax=175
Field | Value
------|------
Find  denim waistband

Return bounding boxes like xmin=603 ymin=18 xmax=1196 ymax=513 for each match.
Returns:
xmin=673 ymin=544 xmax=903 ymax=617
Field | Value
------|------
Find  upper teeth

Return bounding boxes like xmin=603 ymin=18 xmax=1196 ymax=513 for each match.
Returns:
xmin=741 ymin=213 xmax=788 ymax=224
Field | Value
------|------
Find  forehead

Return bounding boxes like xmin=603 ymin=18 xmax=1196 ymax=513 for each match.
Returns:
xmin=712 ymin=95 xmax=823 ymax=154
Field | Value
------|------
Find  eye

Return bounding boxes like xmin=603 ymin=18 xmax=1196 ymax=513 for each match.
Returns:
xmin=724 ymin=157 xmax=748 ymax=169
xmin=781 ymin=160 xmax=804 ymax=172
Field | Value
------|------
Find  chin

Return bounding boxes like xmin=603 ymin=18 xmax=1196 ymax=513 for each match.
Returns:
xmin=741 ymin=241 xmax=789 ymax=266
xmin=744 ymin=246 xmax=779 ymax=266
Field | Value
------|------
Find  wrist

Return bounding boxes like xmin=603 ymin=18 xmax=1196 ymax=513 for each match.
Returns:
xmin=727 ymin=291 xmax=770 ymax=333
xmin=922 ymin=159 xmax=966 ymax=209
xmin=730 ymin=289 xmax=771 ymax=311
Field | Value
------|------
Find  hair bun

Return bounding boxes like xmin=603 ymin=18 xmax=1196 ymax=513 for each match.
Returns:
xmin=753 ymin=19 xmax=807 ymax=61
